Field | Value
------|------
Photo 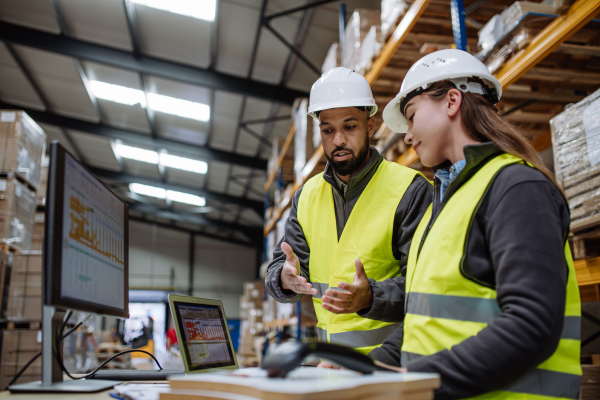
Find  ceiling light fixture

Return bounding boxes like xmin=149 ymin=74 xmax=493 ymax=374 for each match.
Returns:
xmin=129 ymin=183 xmax=206 ymax=206
xmin=114 ymin=144 xmax=159 ymax=164
xmin=90 ymin=80 xmax=211 ymax=122
xmin=159 ymin=153 xmax=208 ymax=174
xmin=131 ymin=0 xmax=216 ymax=22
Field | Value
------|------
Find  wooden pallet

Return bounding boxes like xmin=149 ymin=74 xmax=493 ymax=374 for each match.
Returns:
xmin=0 ymin=171 xmax=38 ymax=194
xmin=0 ymin=320 xmax=41 ymax=330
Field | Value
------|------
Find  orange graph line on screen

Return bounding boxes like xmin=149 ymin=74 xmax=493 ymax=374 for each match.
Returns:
xmin=69 ymin=196 xmax=124 ymax=265
xmin=185 ymin=319 xmax=226 ymax=342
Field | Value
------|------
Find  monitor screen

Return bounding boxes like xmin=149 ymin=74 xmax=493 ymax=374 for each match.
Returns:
xmin=173 ymin=302 xmax=235 ymax=370
xmin=45 ymin=142 xmax=129 ymax=318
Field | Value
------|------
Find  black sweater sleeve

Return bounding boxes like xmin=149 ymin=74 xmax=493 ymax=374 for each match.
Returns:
xmin=406 ymin=167 xmax=570 ymax=399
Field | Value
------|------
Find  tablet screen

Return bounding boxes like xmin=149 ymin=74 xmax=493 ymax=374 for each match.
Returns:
xmin=173 ymin=302 xmax=236 ymax=370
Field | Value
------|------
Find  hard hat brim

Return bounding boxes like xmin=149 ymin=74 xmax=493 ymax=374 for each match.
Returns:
xmin=307 ymin=99 xmax=378 ymax=119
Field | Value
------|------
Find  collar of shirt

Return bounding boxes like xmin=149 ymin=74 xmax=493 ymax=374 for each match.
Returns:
xmin=435 ymin=158 xmax=467 ymax=202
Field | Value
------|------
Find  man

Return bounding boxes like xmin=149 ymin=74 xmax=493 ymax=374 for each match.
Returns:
xmin=265 ymin=67 xmax=432 ymax=354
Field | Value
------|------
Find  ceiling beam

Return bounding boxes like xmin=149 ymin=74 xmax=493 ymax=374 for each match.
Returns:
xmin=89 ymin=166 xmax=264 ymax=215
xmin=0 ymin=100 xmax=268 ymax=170
xmin=129 ymin=215 xmax=255 ymax=248
xmin=127 ymin=202 xmax=262 ymax=244
xmin=0 ymin=21 xmax=308 ymax=105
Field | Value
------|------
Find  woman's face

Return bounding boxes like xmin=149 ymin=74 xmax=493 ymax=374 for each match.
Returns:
xmin=403 ymin=93 xmax=452 ymax=167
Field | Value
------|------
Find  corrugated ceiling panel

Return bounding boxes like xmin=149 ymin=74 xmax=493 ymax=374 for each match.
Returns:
xmin=134 ymin=3 xmax=212 ymax=68
xmin=214 ymin=0 xmax=261 ymax=78
xmin=12 ymin=45 xmax=99 ymax=122
xmin=0 ymin=0 xmax=61 ymax=34
xmin=166 ymin=168 xmax=207 ymax=189
xmin=205 ymin=161 xmax=230 ymax=194
xmin=66 ymin=130 xmax=122 ymax=171
xmin=83 ymin=61 xmax=141 ymax=89
xmin=121 ymin=157 xmax=160 ymax=179
xmin=210 ymin=91 xmax=243 ymax=151
xmin=57 ymin=0 xmax=132 ymax=51
xmin=38 ymin=123 xmax=78 ymax=158
xmin=97 ymin=99 xmax=151 ymax=133
xmin=0 ymin=43 xmax=44 ymax=110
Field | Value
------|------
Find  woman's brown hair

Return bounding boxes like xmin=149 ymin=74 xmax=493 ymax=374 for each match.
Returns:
xmin=422 ymin=80 xmax=561 ymax=189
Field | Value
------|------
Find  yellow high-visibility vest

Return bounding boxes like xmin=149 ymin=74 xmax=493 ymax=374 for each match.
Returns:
xmin=297 ymin=159 xmax=425 ymax=354
xmin=402 ymin=153 xmax=581 ymax=399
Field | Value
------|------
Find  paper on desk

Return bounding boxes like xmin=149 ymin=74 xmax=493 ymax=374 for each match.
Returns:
xmin=114 ymin=383 xmax=170 ymax=400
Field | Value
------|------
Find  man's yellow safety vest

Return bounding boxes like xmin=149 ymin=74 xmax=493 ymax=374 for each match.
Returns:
xmin=297 ymin=159 xmax=424 ymax=354
xmin=402 ymin=153 xmax=581 ymax=399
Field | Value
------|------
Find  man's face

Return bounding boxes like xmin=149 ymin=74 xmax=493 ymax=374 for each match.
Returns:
xmin=319 ymin=107 xmax=375 ymax=176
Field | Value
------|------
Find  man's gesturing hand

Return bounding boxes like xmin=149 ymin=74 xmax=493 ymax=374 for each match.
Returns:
xmin=280 ymin=242 xmax=317 ymax=295
xmin=321 ymin=258 xmax=373 ymax=314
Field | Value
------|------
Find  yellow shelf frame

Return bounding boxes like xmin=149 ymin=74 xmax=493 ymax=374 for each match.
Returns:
xmin=575 ymin=257 xmax=600 ymax=286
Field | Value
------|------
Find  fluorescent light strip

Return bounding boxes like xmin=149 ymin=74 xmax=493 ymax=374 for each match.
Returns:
xmin=160 ymin=153 xmax=207 ymax=174
xmin=113 ymin=144 xmax=208 ymax=175
xmin=89 ymin=81 xmax=146 ymax=107
xmin=89 ymin=80 xmax=210 ymax=122
xmin=148 ymin=93 xmax=210 ymax=122
xmin=130 ymin=183 xmax=206 ymax=206
xmin=132 ymin=0 xmax=216 ymax=21
xmin=114 ymin=144 xmax=159 ymax=164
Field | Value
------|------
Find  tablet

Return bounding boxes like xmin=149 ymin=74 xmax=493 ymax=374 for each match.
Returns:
xmin=168 ymin=294 xmax=239 ymax=373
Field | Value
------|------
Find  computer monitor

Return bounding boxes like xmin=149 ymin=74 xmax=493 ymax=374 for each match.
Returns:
xmin=44 ymin=141 xmax=129 ymax=317
xmin=10 ymin=141 xmax=129 ymax=393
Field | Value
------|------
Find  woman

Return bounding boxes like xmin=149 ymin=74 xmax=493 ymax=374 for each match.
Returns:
xmin=372 ymin=49 xmax=581 ymax=399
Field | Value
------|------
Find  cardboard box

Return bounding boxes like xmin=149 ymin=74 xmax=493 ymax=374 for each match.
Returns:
xmin=0 ymin=177 xmax=36 ymax=251
xmin=36 ymin=156 xmax=49 ymax=207
xmin=5 ymin=252 xmax=42 ymax=321
xmin=0 ymin=329 xmax=42 ymax=389
xmin=31 ymin=212 xmax=44 ymax=252
xmin=0 ymin=110 xmax=47 ymax=190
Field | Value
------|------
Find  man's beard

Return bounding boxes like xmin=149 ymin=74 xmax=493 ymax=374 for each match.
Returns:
xmin=325 ymin=133 xmax=370 ymax=176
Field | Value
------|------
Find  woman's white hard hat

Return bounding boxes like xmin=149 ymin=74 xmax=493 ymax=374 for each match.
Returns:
xmin=382 ymin=49 xmax=502 ymax=133
xmin=307 ymin=67 xmax=378 ymax=120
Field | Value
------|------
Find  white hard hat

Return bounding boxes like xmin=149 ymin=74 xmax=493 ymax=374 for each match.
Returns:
xmin=383 ymin=49 xmax=502 ymax=133
xmin=307 ymin=67 xmax=378 ymax=120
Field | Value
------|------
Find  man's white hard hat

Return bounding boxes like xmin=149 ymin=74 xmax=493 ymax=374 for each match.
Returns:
xmin=382 ymin=49 xmax=502 ymax=133
xmin=307 ymin=67 xmax=378 ymax=120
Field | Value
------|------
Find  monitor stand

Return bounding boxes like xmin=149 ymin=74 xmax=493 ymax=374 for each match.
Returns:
xmin=9 ymin=306 xmax=121 ymax=393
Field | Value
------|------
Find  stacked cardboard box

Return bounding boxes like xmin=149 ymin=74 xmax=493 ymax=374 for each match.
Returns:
xmin=238 ymin=281 xmax=265 ymax=362
xmin=551 ymin=88 xmax=600 ymax=231
xmin=342 ymin=9 xmax=381 ymax=73
xmin=0 ymin=329 xmax=42 ymax=389
xmin=31 ymin=212 xmax=44 ymax=252
xmin=0 ymin=111 xmax=46 ymax=191
xmin=5 ymin=251 xmax=42 ymax=321
xmin=36 ymin=156 xmax=49 ymax=207
xmin=581 ymin=365 xmax=600 ymax=400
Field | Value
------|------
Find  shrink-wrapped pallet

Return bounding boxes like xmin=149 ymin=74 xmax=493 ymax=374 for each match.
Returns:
xmin=381 ymin=0 xmax=409 ymax=39
xmin=551 ymin=88 xmax=600 ymax=231
xmin=321 ymin=43 xmax=341 ymax=73
xmin=342 ymin=9 xmax=381 ymax=72
xmin=0 ymin=178 xmax=36 ymax=250
xmin=357 ymin=25 xmax=383 ymax=75
xmin=5 ymin=251 xmax=42 ymax=321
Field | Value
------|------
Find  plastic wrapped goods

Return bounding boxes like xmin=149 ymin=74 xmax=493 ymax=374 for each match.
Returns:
xmin=551 ymin=88 xmax=600 ymax=231
xmin=321 ymin=43 xmax=341 ymax=73
xmin=483 ymin=28 xmax=531 ymax=74
xmin=381 ymin=0 xmax=409 ymax=39
xmin=0 ymin=111 xmax=47 ymax=190
xmin=500 ymin=1 xmax=555 ymax=32
xmin=342 ymin=9 xmax=381 ymax=72
xmin=0 ymin=178 xmax=36 ymax=250
xmin=357 ymin=25 xmax=383 ymax=75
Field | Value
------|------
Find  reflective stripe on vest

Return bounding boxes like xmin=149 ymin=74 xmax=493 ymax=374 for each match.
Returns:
xmin=297 ymin=159 xmax=426 ymax=354
xmin=402 ymin=153 xmax=582 ymax=399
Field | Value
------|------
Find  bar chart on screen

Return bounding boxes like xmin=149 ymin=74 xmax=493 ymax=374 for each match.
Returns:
xmin=61 ymin=154 xmax=125 ymax=309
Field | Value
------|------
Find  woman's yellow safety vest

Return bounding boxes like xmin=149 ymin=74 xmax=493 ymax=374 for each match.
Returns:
xmin=297 ymin=160 xmax=424 ymax=354
xmin=402 ymin=153 xmax=582 ymax=399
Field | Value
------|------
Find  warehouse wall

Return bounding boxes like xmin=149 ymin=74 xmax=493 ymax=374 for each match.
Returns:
xmin=128 ymin=221 xmax=257 ymax=318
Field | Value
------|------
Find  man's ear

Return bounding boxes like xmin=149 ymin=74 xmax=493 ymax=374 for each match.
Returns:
xmin=367 ymin=116 xmax=376 ymax=137
xmin=447 ymin=89 xmax=462 ymax=118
